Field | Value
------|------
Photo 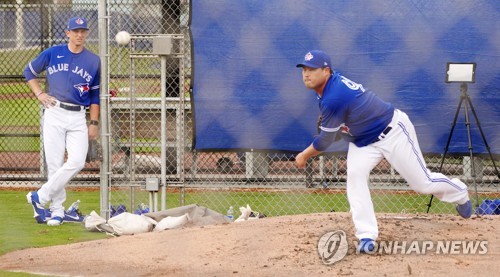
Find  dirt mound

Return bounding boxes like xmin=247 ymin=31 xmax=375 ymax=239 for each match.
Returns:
xmin=1 ymin=212 xmax=498 ymax=276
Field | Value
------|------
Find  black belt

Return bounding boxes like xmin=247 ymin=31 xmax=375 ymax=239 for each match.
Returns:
xmin=59 ymin=102 xmax=84 ymax=112
xmin=373 ymin=126 xmax=392 ymax=143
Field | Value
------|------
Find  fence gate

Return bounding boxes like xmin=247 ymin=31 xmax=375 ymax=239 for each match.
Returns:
xmin=105 ymin=0 xmax=190 ymax=217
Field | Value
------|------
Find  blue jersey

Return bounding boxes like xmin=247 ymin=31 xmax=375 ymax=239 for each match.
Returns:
xmin=313 ymin=72 xmax=394 ymax=149
xmin=24 ymin=44 xmax=100 ymax=107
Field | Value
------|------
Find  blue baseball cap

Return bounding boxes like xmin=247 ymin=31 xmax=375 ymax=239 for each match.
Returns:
xmin=67 ymin=17 xmax=89 ymax=30
xmin=296 ymin=50 xmax=331 ymax=69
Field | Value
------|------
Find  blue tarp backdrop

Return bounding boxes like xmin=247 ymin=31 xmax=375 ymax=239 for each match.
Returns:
xmin=190 ymin=0 xmax=499 ymax=154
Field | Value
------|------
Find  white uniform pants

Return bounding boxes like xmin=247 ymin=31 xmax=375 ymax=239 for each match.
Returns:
xmin=37 ymin=106 xmax=88 ymax=218
xmin=346 ymin=109 xmax=469 ymax=240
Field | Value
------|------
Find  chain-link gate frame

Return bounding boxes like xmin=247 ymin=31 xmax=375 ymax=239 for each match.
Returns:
xmin=0 ymin=1 xmax=498 ymax=220
xmin=107 ymin=32 xmax=187 ymax=217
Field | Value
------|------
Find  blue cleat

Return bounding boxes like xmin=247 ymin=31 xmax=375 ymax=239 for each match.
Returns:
xmin=26 ymin=191 xmax=46 ymax=224
xmin=456 ymin=200 xmax=472 ymax=219
xmin=358 ymin=238 xmax=376 ymax=254
xmin=47 ymin=216 xmax=63 ymax=226
xmin=63 ymin=209 xmax=85 ymax=223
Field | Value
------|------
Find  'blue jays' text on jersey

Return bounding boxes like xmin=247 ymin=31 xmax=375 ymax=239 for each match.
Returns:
xmin=23 ymin=44 xmax=100 ymax=107
xmin=313 ymin=72 xmax=395 ymax=149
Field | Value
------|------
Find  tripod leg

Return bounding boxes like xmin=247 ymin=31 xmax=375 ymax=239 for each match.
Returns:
xmin=462 ymin=97 xmax=480 ymax=211
xmin=426 ymin=195 xmax=434 ymax=213
xmin=438 ymin=97 xmax=464 ymax=171
xmin=427 ymin=95 xmax=465 ymax=213
xmin=465 ymin=96 xmax=500 ymax=179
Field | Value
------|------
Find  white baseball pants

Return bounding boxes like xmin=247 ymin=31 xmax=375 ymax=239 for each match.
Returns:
xmin=346 ymin=109 xmax=469 ymax=240
xmin=37 ymin=106 xmax=88 ymax=219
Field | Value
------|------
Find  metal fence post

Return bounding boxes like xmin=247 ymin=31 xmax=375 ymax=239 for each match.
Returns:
xmin=98 ymin=0 xmax=110 ymax=218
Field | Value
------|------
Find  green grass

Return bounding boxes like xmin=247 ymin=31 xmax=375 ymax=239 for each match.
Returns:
xmin=0 ymin=272 xmax=43 ymax=277
xmin=0 ymin=94 xmax=42 ymax=152
xmin=0 ymin=189 xmax=107 ymax=276
xmin=180 ymin=190 xmax=457 ymax=216
xmin=0 ymin=137 xmax=40 ymax=152
xmin=0 ymin=99 xmax=39 ymax=127
xmin=0 ymin=49 xmax=41 ymax=76
xmin=0 ymin=190 xmax=106 ymax=257
xmin=0 ymin=83 xmax=31 ymax=95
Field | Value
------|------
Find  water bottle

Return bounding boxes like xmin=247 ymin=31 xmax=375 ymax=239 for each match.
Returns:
xmin=227 ymin=206 xmax=234 ymax=221
xmin=139 ymin=203 xmax=149 ymax=213
xmin=134 ymin=203 xmax=150 ymax=215
xmin=66 ymin=200 xmax=80 ymax=214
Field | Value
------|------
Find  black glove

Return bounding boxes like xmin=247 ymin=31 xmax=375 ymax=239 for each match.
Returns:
xmin=317 ymin=115 xmax=322 ymax=134
xmin=86 ymin=139 xmax=103 ymax=162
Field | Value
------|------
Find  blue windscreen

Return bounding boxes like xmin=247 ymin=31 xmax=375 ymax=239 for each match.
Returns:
xmin=191 ymin=0 xmax=499 ymax=154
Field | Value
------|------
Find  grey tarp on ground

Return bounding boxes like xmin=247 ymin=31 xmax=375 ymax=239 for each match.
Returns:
xmin=144 ymin=204 xmax=232 ymax=227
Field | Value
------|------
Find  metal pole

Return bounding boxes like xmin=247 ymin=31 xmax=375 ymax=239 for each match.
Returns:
xmin=161 ymin=55 xmax=167 ymax=210
xmin=98 ymin=0 xmax=110 ymax=219
xmin=178 ymin=36 xmax=186 ymax=206
xmin=16 ymin=0 xmax=24 ymax=49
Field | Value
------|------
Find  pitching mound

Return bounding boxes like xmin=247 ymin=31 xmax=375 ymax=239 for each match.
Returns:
xmin=0 ymin=212 xmax=498 ymax=276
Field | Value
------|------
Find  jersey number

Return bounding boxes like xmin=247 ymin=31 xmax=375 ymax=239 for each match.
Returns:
xmin=340 ymin=76 xmax=365 ymax=92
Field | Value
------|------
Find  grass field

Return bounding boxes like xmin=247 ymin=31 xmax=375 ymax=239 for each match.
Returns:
xmin=0 ymin=189 xmax=106 ymax=276
xmin=0 ymin=190 xmax=106 ymax=257
xmin=0 ymin=99 xmax=39 ymax=126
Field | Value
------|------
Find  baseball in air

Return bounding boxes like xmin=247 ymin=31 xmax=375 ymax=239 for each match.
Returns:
xmin=115 ymin=31 xmax=131 ymax=45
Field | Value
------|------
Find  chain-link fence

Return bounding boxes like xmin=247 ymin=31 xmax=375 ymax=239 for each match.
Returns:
xmin=0 ymin=0 xmax=100 ymax=185
xmin=1 ymin=0 xmax=498 ymax=219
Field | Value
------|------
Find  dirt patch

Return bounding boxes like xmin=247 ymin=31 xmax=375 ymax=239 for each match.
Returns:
xmin=0 ymin=212 xmax=498 ymax=276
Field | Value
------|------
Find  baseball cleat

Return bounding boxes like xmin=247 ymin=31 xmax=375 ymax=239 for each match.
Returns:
xmin=47 ymin=216 xmax=63 ymax=226
xmin=63 ymin=209 xmax=85 ymax=223
xmin=456 ymin=200 xmax=472 ymax=219
xmin=26 ymin=191 xmax=46 ymax=224
xmin=357 ymin=238 xmax=376 ymax=254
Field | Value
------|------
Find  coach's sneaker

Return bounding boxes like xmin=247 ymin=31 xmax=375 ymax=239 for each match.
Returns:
xmin=26 ymin=191 xmax=46 ymax=224
xmin=456 ymin=200 xmax=472 ymax=219
xmin=63 ymin=209 xmax=85 ymax=223
xmin=357 ymin=238 xmax=376 ymax=254
xmin=44 ymin=209 xmax=52 ymax=218
xmin=47 ymin=216 xmax=63 ymax=226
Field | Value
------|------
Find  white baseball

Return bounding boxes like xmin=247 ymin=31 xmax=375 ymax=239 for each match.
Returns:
xmin=115 ymin=31 xmax=131 ymax=45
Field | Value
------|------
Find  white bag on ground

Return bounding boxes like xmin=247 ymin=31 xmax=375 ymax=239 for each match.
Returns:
xmin=84 ymin=210 xmax=107 ymax=231
xmin=107 ymin=212 xmax=157 ymax=235
xmin=154 ymin=213 xmax=190 ymax=231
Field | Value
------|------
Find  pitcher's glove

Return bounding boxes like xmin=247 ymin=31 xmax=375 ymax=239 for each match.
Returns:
xmin=317 ymin=115 xmax=322 ymax=134
xmin=86 ymin=139 xmax=103 ymax=162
